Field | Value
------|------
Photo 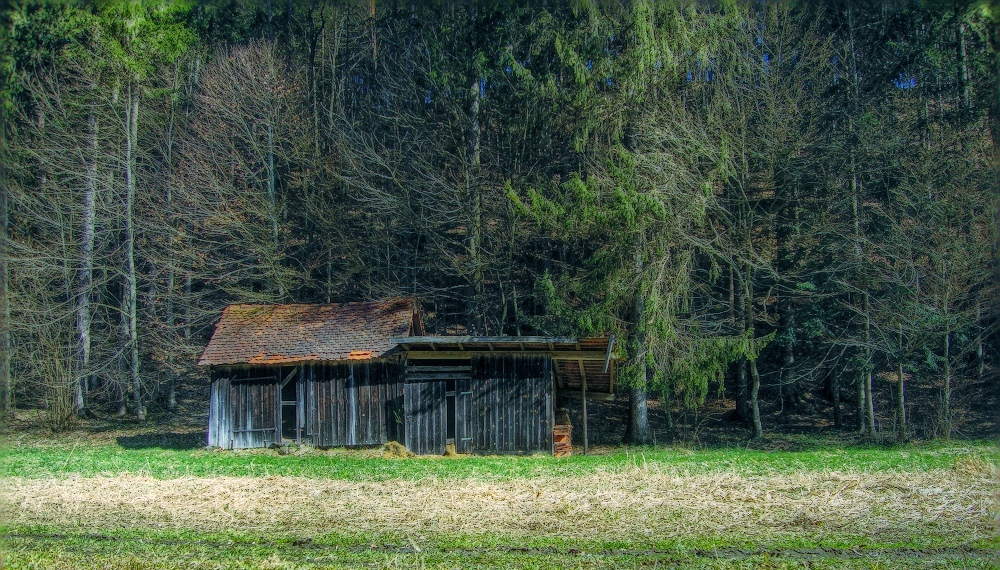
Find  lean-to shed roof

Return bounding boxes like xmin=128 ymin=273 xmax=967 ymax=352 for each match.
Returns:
xmin=198 ymin=298 xmax=418 ymax=366
xmin=393 ymin=336 xmax=619 ymax=397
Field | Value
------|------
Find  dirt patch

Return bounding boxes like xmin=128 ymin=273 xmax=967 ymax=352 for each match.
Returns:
xmin=0 ymin=467 xmax=995 ymax=544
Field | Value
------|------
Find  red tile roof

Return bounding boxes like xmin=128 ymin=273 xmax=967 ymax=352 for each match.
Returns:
xmin=198 ymin=298 xmax=417 ymax=366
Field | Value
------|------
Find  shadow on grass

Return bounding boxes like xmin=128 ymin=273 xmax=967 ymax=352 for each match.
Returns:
xmin=116 ymin=431 xmax=206 ymax=450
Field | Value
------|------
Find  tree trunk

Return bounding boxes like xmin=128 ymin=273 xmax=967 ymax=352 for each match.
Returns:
xmin=778 ymin=300 xmax=797 ymax=415
xmin=0 ymin=118 xmax=9 ymax=417
xmin=750 ymin=358 xmax=762 ymax=440
xmin=864 ymin=292 xmax=875 ymax=435
xmin=733 ymin=266 xmax=750 ymax=423
xmin=164 ymin=64 xmax=180 ymax=412
xmin=744 ymin=266 xmax=761 ymax=437
xmin=897 ymin=323 xmax=906 ymax=441
xmin=466 ymin=75 xmax=483 ymax=334
xmin=976 ymin=300 xmax=984 ymax=383
xmin=942 ymin=323 xmax=951 ymax=439
xmin=72 ymin=103 xmax=99 ymax=416
xmin=856 ymin=371 xmax=865 ymax=433
xmin=125 ymin=87 xmax=143 ymax=421
xmin=625 ymin=386 xmax=652 ymax=445
xmin=266 ymin=122 xmax=281 ymax=299
xmin=957 ymin=20 xmax=971 ymax=113
xmin=831 ymin=370 xmax=842 ymax=427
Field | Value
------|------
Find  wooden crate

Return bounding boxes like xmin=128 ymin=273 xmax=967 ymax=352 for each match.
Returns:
xmin=553 ymin=424 xmax=572 ymax=457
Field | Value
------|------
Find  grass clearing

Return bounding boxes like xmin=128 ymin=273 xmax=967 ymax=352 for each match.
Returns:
xmin=1 ymin=433 xmax=997 ymax=481
xmin=0 ymin=434 xmax=997 ymax=568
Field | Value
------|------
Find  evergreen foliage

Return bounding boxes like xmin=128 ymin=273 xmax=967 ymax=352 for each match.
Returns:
xmin=0 ymin=0 xmax=995 ymax=440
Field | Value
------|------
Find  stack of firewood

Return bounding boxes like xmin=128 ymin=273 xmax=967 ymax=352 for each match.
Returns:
xmin=553 ymin=424 xmax=572 ymax=457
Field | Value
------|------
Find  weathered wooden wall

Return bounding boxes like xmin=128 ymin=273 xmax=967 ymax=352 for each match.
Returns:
xmin=404 ymin=381 xmax=447 ymax=455
xmin=209 ymin=361 xmax=402 ymax=450
xmin=209 ymin=355 xmax=553 ymax=454
xmin=402 ymin=354 xmax=553 ymax=455
xmin=303 ymin=360 xmax=404 ymax=447
xmin=466 ymin=354 xmax=552 ymax=454
xmin=208 ymin=368 xmax=282 ymax=449
xmin=207 ymin=375 xmax=230 ymax=448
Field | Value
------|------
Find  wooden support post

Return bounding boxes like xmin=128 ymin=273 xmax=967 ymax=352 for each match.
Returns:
xmin=580 ymin=359 xmax=588 ymax=455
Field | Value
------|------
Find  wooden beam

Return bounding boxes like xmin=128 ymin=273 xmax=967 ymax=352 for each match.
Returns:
xmin=280 ymin=368 xmax=298 ymax=387
xmin=551 ymin=352 xmax=615 ymax=360
xmin=406 ymin=350 xmax=611 ymax=360
xmin=581 ymin=360 xmax=588 ymax=456
xmin=230 ymin=375 xmax=278 ymax=383
xmin=393 ymin=335 xmax=583 ymax=345
xmin=604 ymin=335 xmax=615 ymax=373
xmin=557 ymin=390 xmax=615 ymax=401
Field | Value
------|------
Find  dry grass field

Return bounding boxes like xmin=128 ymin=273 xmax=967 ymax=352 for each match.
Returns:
xmin=0 ymin=389 xmax=997 ymax=569
xmin=0 ymin=436 xmax=997 ymax=568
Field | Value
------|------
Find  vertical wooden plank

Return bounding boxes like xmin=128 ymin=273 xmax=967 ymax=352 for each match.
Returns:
xmin=421 ymin=382 xmax=437 ymax=454
xmin=508 ymin=357 xmax=516 ymax=452
xmin=346 ymin=364 xmax=356 ymax=446
xmin=274 ymin=379 xmax=282 ymax=446
xmin=490 ymin=356 xmax=498 ymax=451
xmin=472 ymin=356 xmax=482 ymax=452
xmin=355 ymin=365 xmax=364 ymax=445
xmin=314 ymin=366 xmax=323 ymax=445
xmin=334 ymin=364 xmax=341 ymax=445
xmin=485 ymin=355 xmax=492 ymax=453
xmin=404 ymin=381 xmax=417 ymax=454
xmin=582 ymin=361 xmax=589 ymax=456
xmin=296 ymin=365 xmax=303 ymax=443
xmin=328 ymin=365 xmax=336 ymax=446
xmin=546 ymin=356 xmax=554 ymax=453
xmin=223 ymin=376 xmax=232 ymax=450
xmin=330 ymin=365 xmax=339 ymax=446
xmin=372 ymin=364 xmax=381 ymax=443
xmin=456 ymin=371 xmax=471 ymax=453
xmin=504 ymin=356 xmax=511 ymax=452
xmin=305 ymin=366 xmax=313 ymax=442
xmin=208 ymin=377 xmax=219 ymax=448
xmin=365 ymin=365 xmax=375 ymax=445
xmin=327 ymin=365 xmax=335 ymax=446
xmin=231 ymin=381 xmax=241 ymax=449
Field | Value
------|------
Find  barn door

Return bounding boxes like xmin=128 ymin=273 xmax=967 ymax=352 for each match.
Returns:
xmin=404 ymin=381 xmax=446 ymax=455
xmin=455 ymin=375 xmax=474 ymax=453
xmin=230 ymin=380 xmax=281 ymax=449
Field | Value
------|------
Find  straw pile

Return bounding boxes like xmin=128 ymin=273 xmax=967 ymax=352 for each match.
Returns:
xmin=1 ymin=465 xmax=995 ymax=543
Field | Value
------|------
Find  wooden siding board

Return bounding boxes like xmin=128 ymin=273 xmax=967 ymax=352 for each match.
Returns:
xmin=404 ymin=381 xmax=446 ymax=455
xmin=465 ymin=354 xmax=552 ymax=455
xmin=299 ymin=361 xmax=402 ymax=449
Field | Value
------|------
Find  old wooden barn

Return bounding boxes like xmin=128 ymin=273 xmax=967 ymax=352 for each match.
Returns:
xmin=199 ymin=298 xmax=618 ymax=455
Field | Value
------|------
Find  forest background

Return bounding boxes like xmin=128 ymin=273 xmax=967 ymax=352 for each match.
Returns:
xmin=0 ymin=0 xmax=996 ymax=444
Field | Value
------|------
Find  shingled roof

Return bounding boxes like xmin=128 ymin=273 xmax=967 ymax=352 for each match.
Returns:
xmin=198 ymin=298 xmax=418 ymax=366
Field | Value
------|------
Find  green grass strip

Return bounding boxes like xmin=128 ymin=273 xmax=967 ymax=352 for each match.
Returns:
xmin=0 ymin=438 xmax=996 ymax=481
